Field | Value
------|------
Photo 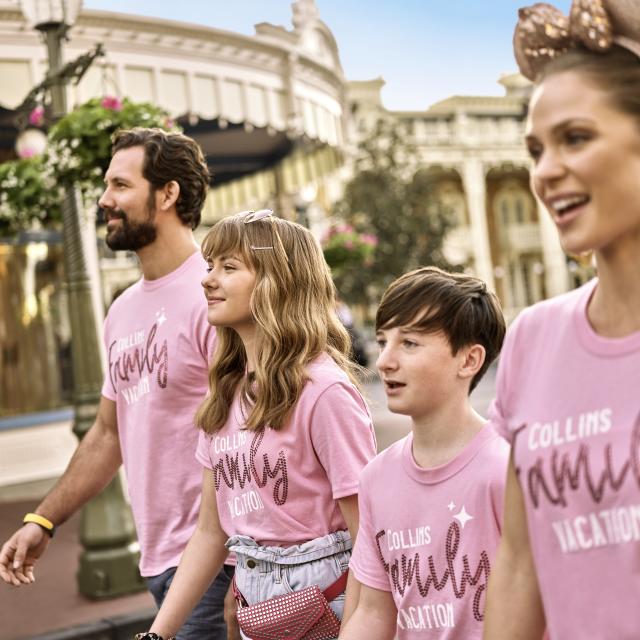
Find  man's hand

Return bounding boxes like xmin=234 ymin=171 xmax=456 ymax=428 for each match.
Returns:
xmin=224 ymin=578 xmax=240 ymax=640
xmin=0 ymin=523 xmax=51 ymax=586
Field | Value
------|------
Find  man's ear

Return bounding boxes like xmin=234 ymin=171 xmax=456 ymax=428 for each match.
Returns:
xmin=158 ymin=180 xmax=180 ymax=211
xmin=458 ymin=343 xmax=486 ymax=382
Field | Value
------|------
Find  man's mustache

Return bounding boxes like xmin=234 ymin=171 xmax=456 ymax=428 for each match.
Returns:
xmin=100 ymin=206 xmax=127 ymax=223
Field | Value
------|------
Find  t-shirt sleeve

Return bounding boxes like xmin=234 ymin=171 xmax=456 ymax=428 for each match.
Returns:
xmin=488 ymin=438 xmax=509 ymax=533
xmin=488 ymin=313 xmax=526 ymax=444
xmin=101 ymin=310 xmax=117 ymax=401
xmin=349 ymin=465 xmax=392 ymax=592
xmin=195 ymin=429 xmax=213 ymax=469
xmin=308 ymin=382 xmax=377 ymax=499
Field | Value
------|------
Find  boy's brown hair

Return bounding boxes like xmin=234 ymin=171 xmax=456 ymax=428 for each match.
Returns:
xmin=376 ymin=266 xmax=505 ymax=391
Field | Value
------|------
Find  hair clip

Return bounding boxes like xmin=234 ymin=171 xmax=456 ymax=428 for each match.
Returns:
xmin=240 ymin=209 xmax=274 ymax=224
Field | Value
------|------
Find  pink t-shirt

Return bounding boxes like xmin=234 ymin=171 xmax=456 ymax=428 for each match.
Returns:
xmin=489 ymin=279 xmax=640 ymax=639
xmin=196 ymin=355 xmax=377 ymax=545
xmin=350 ymin=426 xmax=508 ymax=639
xmin=102 ymin=252 xmax=215 ymax=577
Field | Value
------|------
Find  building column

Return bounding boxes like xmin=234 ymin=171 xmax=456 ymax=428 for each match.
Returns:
xmin=537 ymin=202 xmax=570 ymax=296
xmin=462 ymin=159 xmax=495 ymax=291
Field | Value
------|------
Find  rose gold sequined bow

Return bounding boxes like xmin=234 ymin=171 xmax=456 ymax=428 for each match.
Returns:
xmin=514 ymin=0 xmax=619 ymax=80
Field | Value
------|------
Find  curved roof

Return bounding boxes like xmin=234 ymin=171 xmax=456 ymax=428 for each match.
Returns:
xmin=0 ymin=0 xmax=346 ymax=147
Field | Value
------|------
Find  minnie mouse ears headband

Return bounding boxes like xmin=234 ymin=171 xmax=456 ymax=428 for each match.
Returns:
xmin=514 ymin=0 xmax=640 ymax=80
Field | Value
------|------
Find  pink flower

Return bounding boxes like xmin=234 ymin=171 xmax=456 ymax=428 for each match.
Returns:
xmin=164 ymin=117 xmax=175 ymax=130
xmin=362 ymin=234 xmax=378 ymax=246
xmin=101 ymin=96 xmax=123 ymax=111
xmin=18 ymin=147 xmax=36 ymax=158
xmin=28 ymin=106 xmax=45 ymax=127
xmin=344 ymin=239 xmax=354 ymax=249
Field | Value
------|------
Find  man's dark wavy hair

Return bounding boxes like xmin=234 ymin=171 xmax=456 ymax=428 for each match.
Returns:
xmin=112 ymin=127 xmax=210 ymax=229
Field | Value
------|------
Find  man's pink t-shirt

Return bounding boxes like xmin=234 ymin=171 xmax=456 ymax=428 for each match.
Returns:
xmin=196 ymin=355 xmax=377 ymax=545
xmin=489 ymin=279 xmax=640 ymax=639
xmin=350 ymin=426 xmax=508 ymax=639
xmin=102 ymin=252 xmax=215 ymax=577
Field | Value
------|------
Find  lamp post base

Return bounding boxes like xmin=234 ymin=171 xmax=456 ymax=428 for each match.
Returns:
xmin=77 ymin=477 xmax=146 ymax=599
xmin=77 ymin=546 xmax=146 ymax=599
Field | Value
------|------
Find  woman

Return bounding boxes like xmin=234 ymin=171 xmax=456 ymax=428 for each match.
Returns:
xmin=484 ymin=2 xmax=640 ymax=639
xmin=138 ymin=210 xmax=376 ymax=639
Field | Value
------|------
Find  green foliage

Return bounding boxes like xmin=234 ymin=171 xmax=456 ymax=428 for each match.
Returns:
xmin=0 ymin=157 xmax=63 ymax=235
xmin=0 ymin=97 xmax=177 ymax=236
xmin=322 ymin=223 xmax=377 ymax=274
xmin=332 ymin=119 xmax=458 ymax=306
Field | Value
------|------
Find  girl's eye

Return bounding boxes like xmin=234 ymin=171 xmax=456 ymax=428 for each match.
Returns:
xmin=206 ymin=266 xmax=213 ymax=273
xmin=403 ymin=340 xmax=418 ymax=349
xmin=375 ymin=339 xmax=386 ymax=349
xmin=223 ymin=264 xmax=236 ymax=271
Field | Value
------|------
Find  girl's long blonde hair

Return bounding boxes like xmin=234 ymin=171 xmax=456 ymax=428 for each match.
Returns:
xmin=195 ymin=213 xmax=359 ymax=434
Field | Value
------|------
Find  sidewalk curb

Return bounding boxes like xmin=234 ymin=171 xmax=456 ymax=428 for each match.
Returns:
xmin=26 ymin=608 xmax=156 ymax=640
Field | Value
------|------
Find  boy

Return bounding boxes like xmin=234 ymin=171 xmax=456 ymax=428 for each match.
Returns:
xmin=340 ymin=267 xmax=508 ymax=639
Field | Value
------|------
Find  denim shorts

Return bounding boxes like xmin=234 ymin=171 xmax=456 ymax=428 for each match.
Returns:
xmin=226 ymin=531 xmax=352 ymax=639
xmin=147 ymin=565 xmax=233 ymax=640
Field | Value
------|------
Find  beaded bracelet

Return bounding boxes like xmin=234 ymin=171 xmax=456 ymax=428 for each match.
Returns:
xmin=135 ymin=633 xmax=175 ymax=640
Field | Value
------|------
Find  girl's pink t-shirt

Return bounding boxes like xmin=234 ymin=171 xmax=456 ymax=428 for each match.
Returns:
xmin=350 ymin=426 xmax=508 ymax=639
xmin=489 ymin=279 xmax=640 ymax=639
xmin=196 ymin=354 xmax=377 ymax=545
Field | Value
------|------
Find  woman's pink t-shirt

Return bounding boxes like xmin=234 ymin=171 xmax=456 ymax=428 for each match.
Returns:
xmin=489 ymin=279 xmax=640 ymax=639
xmin=196 ymin=355 xmax=377 ymax=545
xmin=350 ymin=426 xmax=508 ymax=639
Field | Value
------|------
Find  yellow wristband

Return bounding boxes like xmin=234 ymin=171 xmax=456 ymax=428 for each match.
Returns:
xmin=23 ymin=513 xmax=55 ymax=537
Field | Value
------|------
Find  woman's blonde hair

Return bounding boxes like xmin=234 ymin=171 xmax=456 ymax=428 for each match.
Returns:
xmin=196 ymin=212 xmax=359 ymax=434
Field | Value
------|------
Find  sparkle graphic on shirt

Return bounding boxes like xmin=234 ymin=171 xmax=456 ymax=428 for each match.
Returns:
xmin=156 ymin=308 xmax=167 ymax=326
xmin=453 ymin=506 xmax=473 ymax=529
xmin=447 ymin=502 xmax=456 ymax=512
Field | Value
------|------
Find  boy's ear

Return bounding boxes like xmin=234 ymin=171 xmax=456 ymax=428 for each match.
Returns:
xmin=157 ymin=180 xmax=180 ymax=211
xmin=458 ymin=344 xmax=486 ymax=382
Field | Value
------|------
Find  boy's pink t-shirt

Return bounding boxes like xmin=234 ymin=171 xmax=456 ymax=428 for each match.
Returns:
xmin=350 ymin=426 xmax=508 ymax=639
xmin=196 ymin=355 xmax=377 ymax=545
xmin=102 ymin=252 xmax=215 ymax=577
xmin=489 ymin=279 xmax=640 ymax=639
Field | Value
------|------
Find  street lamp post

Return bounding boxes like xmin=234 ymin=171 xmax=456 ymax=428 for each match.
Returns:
xmin=18 ymin=0 xmax=143 ymax=598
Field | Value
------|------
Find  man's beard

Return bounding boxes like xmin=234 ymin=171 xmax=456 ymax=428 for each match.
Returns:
xmin=104 ymin=206 xmax=157 ymax=252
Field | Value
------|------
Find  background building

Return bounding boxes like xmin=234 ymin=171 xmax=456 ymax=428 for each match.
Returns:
xmin=347 ymin=74 xmax=591 ymax=321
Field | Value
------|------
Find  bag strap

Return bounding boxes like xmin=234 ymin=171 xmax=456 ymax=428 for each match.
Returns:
xmin=232 ymin=574 xmax=249 ymax=608
xmin=233 ymin=570 xmax=349 ymax=607
xmin=322 ymin=569 xmax=349 ymax=602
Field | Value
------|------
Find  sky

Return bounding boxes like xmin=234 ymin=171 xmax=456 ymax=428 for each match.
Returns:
xmin=83 ymin=0 xmax=572 ymax=111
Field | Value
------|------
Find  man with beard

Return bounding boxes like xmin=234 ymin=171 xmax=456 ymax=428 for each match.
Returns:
xmin=0 ymin=128 xmax=236 ymax=640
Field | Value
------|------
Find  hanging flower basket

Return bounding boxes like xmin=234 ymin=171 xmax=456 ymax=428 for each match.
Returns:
xmin=322 ymin=223 xmax=378 ymax=272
